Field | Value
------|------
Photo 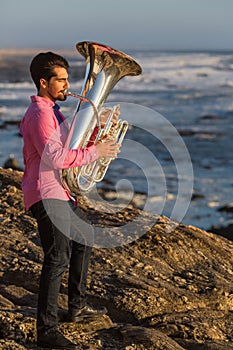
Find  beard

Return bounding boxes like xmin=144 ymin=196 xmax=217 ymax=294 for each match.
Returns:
xmin=49 ymin=90 xmax=67 ymax=102
xmin=57 ymin=93 xmax=67 ymax=101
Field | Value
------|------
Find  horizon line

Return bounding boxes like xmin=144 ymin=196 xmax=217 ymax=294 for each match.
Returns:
xmin=1 ymin=47 xmax=233 ymax=54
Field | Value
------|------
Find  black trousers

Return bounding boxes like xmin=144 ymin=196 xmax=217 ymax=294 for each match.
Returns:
xmin=30 ymin=199 xmax=93 ymax=334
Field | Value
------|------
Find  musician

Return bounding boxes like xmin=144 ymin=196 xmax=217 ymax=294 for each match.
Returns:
xmin=20 ymin=51 xmax=120 ymax=349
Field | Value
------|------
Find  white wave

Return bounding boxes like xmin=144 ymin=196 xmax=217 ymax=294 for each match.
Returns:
xmin=0 ymin=81 xmax=33 ymax=89
xmin=0 ymin=106 xmax=7 ymax=114
xmin=69 ymin=60 xmax=85 ymax=67
xmin=0 ymin=93 xmax=19 ymax=100
xmin=126 ymin=52 xmax=233 ymax=91
xmin=221 ymin=81 xmax=233 ymax=87
xmin=136 ymin=52 xmax=223 ymax=69
xmin=0 ymin=106 xmax=26 ymax=120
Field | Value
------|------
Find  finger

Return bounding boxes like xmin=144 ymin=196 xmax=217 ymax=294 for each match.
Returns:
xmin=107 ymin=138 xmax=117 ymax=145
xmin=115 ymin=104 xmax=120 ymax=112
xmin=113 ymin=108 xmax=120 ymax=117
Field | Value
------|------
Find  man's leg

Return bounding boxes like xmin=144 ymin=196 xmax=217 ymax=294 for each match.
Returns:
xmin=30 ymin=200 xmax=77 ymax=348
xmin=68 ymin=241 xmax=92 ymax=310
xmin=63 ymin=201 xmax=107 ymax=322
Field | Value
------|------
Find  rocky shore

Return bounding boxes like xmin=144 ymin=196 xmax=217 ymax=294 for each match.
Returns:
xmin=0 ymin=167 xmax=233 ymax=349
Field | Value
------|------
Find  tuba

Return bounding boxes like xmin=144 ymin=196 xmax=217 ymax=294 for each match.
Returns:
xmin=61 ymin=41 xmax=142 ymax=195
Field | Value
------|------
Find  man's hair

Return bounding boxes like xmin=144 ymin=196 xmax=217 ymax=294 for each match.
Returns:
xmin=30 ymin=52 xmax=69 ymax=90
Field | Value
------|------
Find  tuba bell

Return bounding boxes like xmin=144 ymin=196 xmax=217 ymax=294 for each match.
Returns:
xmin=61 ymin=41 xmax=142 ymax=195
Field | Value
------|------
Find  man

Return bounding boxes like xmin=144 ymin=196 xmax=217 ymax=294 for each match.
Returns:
xmin=20 ymin=52 xmax=120 ymax=349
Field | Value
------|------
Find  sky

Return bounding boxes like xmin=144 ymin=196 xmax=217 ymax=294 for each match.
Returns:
xmin=1 ymin=0 xmax=233 ymax=51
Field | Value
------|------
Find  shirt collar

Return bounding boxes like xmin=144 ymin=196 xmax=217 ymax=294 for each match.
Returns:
xmin=53 ymin=103 xmax=60 ymax=111
xmin=31 ymin=95 xmax=56 ymax=108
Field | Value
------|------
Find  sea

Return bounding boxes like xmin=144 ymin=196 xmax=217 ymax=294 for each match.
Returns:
xmin=0 ymin=48 xmax=232 ymax=232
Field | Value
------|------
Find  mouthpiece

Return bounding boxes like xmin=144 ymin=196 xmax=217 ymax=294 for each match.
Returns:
xmin=63 ymin=89 xmax=70 ymax=95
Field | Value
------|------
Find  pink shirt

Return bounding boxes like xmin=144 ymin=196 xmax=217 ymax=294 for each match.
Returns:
xmin=20 ymin=96 xmax=99 ymax=210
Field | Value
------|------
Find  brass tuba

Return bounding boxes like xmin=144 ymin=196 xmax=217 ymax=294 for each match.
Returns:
xmin=61 ymin=41 xmax=142 ymax=195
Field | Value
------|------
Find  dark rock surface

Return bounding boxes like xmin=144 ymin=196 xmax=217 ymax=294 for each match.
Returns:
xmin=0 ymin=167 xmax=233 ymax=349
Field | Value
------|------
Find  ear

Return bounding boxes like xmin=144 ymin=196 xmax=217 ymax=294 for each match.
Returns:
xmin=40 ymin=78 xmax=48 ymax=89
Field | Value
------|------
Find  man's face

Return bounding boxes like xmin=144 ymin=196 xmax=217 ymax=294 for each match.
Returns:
xmin=40 ymin=66 xmax=70 ymax=102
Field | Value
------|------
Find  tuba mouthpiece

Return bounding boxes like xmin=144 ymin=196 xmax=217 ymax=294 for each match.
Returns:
xmin=63 ymin=89 xmax=70 ymax=96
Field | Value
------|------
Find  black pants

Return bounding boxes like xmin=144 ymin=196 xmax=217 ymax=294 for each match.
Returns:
xmin=30 ymin=199 xmax=93 ymax=334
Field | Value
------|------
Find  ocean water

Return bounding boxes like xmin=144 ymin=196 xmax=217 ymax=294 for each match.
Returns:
xmin=0 ymin=49 xmax=232 ymax=231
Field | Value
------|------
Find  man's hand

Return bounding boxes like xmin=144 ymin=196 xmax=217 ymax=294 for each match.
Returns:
xmin=95 ymin=138 xmax=121 ymax=159
xmin=99 ymin=104 xmax=120 ymax=125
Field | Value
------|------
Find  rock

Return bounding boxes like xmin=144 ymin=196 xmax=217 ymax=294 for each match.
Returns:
xmin=191 ymin=192 xmax=205 ymax=200
xmin=177 ymin=129 xmax=196 ymax=137
xmin=199 ymin=114 xmax=223 ymax=121
xmin=209 ymin=223 xmax=233 ymax=241
xmin=3 ymin=154 xmax=23 ymax=171
xmin=0 ymin=293 xmax=15 ymax=309
xmin=0 ymin=166 xmax=233 ymax=349
xmin=0 ymin=339 xmax=27 ymax=350
xmin=0 ymin=284 xmax=37 ymax=306
xmin=218 ymin=203 xmax=233 ymax=214
xmin=120 ymin=325 xmax=184 ymax=349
